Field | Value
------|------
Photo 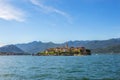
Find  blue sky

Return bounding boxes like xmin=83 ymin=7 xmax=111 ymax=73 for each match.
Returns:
xmin=0 ymin=0 xmax=120 ymax=46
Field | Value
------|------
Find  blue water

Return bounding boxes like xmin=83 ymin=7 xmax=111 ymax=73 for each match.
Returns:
xmin=0 ymin=54 xmax=120 ymax=80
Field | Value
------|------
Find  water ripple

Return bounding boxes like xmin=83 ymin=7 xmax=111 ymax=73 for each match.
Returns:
xmin=0 ymin=54 xmax=119 ymax=80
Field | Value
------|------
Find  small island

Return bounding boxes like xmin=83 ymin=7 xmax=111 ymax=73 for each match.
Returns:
xmin=37 ymin=43 xmax=91 ymax=56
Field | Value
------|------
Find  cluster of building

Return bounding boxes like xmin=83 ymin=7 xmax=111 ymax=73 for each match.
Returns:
xmin=38 ymin=43 xmax=91 ymax=56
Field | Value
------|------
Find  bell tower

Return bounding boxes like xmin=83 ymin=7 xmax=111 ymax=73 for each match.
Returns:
xmin=66 ymin=42 xmax=68 ymax=48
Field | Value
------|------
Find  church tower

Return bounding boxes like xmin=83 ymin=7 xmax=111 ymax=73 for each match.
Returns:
xmin=66 ymin=42 xmax=69 ymax=48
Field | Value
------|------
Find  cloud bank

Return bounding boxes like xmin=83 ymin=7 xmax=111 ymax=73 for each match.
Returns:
xmin=0 ymin=0 xmax=25 ymax=22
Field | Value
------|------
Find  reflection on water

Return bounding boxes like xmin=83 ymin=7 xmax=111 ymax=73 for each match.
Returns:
xmin=0 ymin=54 xmax=120 ymax=80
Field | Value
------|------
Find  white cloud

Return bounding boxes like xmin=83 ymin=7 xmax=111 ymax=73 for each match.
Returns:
xmin=0 ymin=0 xmax=25 ymax=22
xmin=0 ymin=43 xmax=5 ymax=47
xmin=30 ymin=0 xmax=72 ymax=22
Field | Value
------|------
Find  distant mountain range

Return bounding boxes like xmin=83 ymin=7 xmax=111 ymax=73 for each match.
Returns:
xmin=0 ymin=38 xmax=120 ymax=54
xmin=0 ymin=45 xmax=26 ymax=55
xmin=92 ymin=44 xmax=120 ymax=53
xmin=16 ymin=41 xmax=63 ymax=54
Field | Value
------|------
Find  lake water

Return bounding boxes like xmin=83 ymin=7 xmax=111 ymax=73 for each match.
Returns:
xmin=0 ymin=54 xmax=120 ymax=80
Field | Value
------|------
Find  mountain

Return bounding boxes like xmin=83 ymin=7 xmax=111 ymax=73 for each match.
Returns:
xmin=67 ymin=38 xmax=120 ymax=49
xmin=16 ymin=41 xmax=63 ymax=54
xmin=15 ymin=38 xmax=120 ymax=54
xmin=0 ymin=45 xmax=25 ymax=55
xmin=92 ymin=45 xmax=120 ymax=53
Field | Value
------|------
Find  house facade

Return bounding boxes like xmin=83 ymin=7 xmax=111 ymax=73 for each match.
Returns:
xmin=40 ymin=44 xmax=91 ymax=56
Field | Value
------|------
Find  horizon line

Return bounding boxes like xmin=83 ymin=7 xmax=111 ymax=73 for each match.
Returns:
xmin=0 ymin=37 xmax=119 ymax=47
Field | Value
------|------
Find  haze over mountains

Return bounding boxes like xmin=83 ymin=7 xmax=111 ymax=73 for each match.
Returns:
xmin=0 ymin=38 xmax=120 ymax=54
xmin=0 ymin=45 xmax=24 ymax=53
xmin=0 ymin=45 xmax=26 ymax=55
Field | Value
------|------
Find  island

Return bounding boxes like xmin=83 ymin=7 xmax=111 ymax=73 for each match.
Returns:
xmin=37 ymin=43 xmax=91 ymax=56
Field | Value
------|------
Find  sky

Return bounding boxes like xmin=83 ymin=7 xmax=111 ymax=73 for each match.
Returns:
xmin=0 ymin=0 xmax=120 ymax=46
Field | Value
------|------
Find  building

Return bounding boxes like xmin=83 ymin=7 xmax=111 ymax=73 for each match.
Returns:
xmin=40 ymin=43 xmax=91 ymax=56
